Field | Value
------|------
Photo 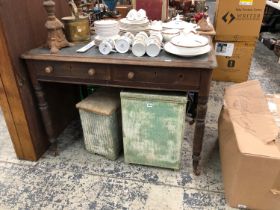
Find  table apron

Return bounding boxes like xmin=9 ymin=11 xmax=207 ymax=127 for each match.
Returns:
xmin=29 ymin=61 xmax=203 ymax=92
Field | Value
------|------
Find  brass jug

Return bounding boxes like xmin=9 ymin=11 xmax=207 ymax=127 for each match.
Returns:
xmin=62 ymin=16 xmax=91 ymax=43
xmin=62 ymin=0 xmax=91 ymax=43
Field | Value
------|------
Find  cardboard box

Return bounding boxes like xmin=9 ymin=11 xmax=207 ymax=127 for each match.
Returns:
xmin=215 ymin=0 xmax=266 ymax=41
xmin=212 ymin=40 xmax=256 ymax=83
xmin=218 ymin=80 xmax=280 ymax=210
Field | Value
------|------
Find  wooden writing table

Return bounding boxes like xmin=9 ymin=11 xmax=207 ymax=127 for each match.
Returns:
xmin=22 ymin=42 xmax=217 ymax=175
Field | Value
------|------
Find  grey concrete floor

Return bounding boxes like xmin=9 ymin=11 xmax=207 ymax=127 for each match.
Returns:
xmin=0 ymin=41 xmax=279 ymax=210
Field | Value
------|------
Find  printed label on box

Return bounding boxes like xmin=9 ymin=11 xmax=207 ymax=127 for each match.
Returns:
xmin=215 ymin=42 xmax=235 ymax=57
xmin=239 ymin=0 xmax=253 ymax=6
xmin=228 ymin=60 xmax=236 ymax=68
xmin=146 ymin=103 xmax=153 ymax=108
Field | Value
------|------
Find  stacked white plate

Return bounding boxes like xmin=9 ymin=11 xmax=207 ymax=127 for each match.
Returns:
xmin=164 ymin=34 xmax=211 ymax=57
xmin=94 ymin=20 xmax=120 ymax=46
xmin=119 ymin=18 xmax=150 ymax=35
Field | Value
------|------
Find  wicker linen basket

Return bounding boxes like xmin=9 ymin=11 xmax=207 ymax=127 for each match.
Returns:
xmin=76 ymin=88 xmax=122 ymax=160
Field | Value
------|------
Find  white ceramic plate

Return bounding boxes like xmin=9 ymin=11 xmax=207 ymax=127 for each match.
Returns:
xmin=120 ymin=27 xmax=149 ymax=32
xmin=95 ymin=26 xmax=119 ymax=29
xmin=94 ymin=20 xmax=118 ymax=26
xmin=120 ymin=18 xmax=149 ymax=25
xmin=95 ymin=27 xmax=119 ymax=32
xmin=95 ymin=29 xmax=120 ymax=36
xmin=95 ymin=24 xmax=119 ymax=27
xmin=171 ymin=34 xmax=209 ymax=48
xmin=164 ymin=42 xmax=211 ymax=57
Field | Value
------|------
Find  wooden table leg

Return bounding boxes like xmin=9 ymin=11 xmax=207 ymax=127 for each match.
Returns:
xmin=27 ymin=63 xmax=55 ymax=144
xmin=33 ymin=81 xmax=59 ymax=156
xmin=192 ymin=70 xmax=212 ymax=175
xmin=192 ymin=96 xmax=208 ymax=175
xmin=33 ymin=82 xmax=56 ymax=143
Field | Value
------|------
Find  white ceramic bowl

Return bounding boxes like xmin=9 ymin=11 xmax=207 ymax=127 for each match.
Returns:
xmin=162 ymin=29 xmax=180 ymax=42
xmin=94 ymin=19 xmax=118 ymax=26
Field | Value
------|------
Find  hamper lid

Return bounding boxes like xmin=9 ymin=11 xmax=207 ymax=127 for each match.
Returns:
xmin=120 ymin=90 xmax=187 ymax=104
xmin=76 ymin=88 xmax=120 ymax=116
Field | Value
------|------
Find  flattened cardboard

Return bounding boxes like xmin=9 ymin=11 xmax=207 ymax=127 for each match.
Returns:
xmin=224 ymin=81 xmax=279 ymax=143
xmin=267 ymin=94 xmax=280 ymax=151
xmin=214 ymin=0 xmax=266 ymax=41
xmin=219 ymin=80 xmax=280 ymax=210
xmin=212 ymin=41 xmax=256 ymax=83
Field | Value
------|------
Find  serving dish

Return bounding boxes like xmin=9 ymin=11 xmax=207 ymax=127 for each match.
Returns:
xmin=171 ymin=34 xmax=209 ymax=48
xmin=164 ymin=42 xmax=211 ymax=57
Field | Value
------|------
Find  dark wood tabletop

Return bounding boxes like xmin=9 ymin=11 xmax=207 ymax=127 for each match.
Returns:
xmin=22 ymin=42 xmax=217 ymax=69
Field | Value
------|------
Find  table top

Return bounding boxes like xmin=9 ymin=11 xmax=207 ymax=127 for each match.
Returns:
xmin=22 ymin=41 xmax=217 ymax=69
xmin=266 ymin=0 xmax=280 ymax=10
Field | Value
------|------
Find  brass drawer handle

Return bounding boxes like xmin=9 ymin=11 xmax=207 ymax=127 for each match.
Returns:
xmin=88 ymin=68 xmax=96 ymax=76
xmin=45 ymin=66 xmax=53 ymax=74
xmin=128 ymin=72 xmax=135 ymax=80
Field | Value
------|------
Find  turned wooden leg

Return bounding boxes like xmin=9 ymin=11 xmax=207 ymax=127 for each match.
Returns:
xmin=192 ymin=70 xmax=212 ymax=176
xmin=192 ymin=96 xmax=208 ymax=175
xmin=34 ymin=83 xmax=58 ymax=156
xmin=34 ymin=83 xmax=55 ymax=142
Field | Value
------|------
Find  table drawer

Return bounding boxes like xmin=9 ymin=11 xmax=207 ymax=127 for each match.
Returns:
xmin=34 ymin=62 xmax=110 ymax=81
xmin=111 ymin=65 xmax=200 ymax=87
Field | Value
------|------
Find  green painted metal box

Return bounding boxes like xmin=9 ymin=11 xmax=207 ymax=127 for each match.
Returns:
xmin=76 ymin=88 xmax=122 ymax=160
xmin=120 ymin=91 xmax=187 ymax=170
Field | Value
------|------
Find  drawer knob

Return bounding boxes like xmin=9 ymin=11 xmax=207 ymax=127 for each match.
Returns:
xmin=88 ymin=68 xmax=96 ymax=76
xmin=128 ymin=72 xmax=135 ymax=80
xmin=45 ymin=66 xmax=53 ymax=74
